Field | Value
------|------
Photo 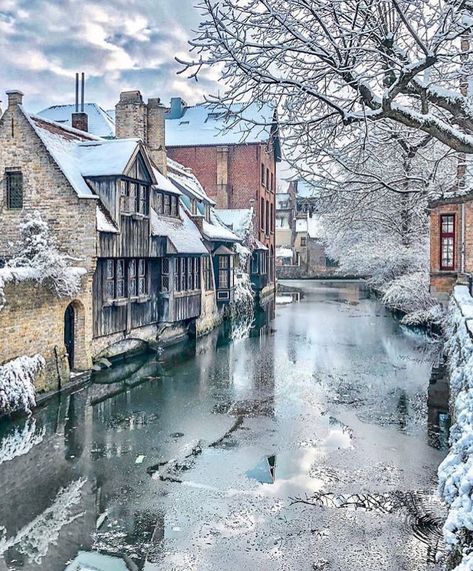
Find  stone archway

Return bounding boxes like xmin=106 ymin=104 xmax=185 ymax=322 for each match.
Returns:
xmin=64 ymin=300 xmax=87 ymax=371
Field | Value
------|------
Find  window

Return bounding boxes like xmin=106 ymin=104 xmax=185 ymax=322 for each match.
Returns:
xmin=270 ymin=204 xmax=274 ymax=233
xmin=266 ymin=168 xmax=269 ymax=189
xmin=218 ymin=256 xmax=230 ymax=288
xmin=116 ymin=259 xmax=126 ymax=298
xmin=171 ymin=195 xmax=179 ymax=217
xmin=251 ymin=253 xmax=259 ymax=274
xmin=259 ymin=251 xmax=267 ymax=275
xmin=301 ymin=237 xmax=307 ymax=247
xmin=440 ymin=214 xmax=455 ymax=270
xmin=194 ymin=257 xmax=201 ymax=289
xmin=104 ymin=258 xmax=148 ymax=300
xmin=156 ymin=192 xmax=164 ymax=215
xmin=191 ymin=199 xmax=198 ymax=216
xmin=271 ymin=172 xmax=274 ymax=192
xmin=174 ymin=259 xmax=180 ymax=291
xmin=261 ymin=163 xmax=265 ymax=186
xmin=161 ymin=258 xmax=170 ymax=292
xmin=266 ymin=200 xmax=269 ymax=234
xmin=128 ymin=259 xmax=137 ymax=297
xmin=203 ymin=256 xmax=212 ymax=290
xmin=6 ymin=171 xmax=23 ymax=209
xmin=105 ymin=259 xmax=115 ymax=299
xmin=164 ymin=193 xmax=171 ymax=215
xmin=260 ymin=198 xmax=265 ymax=230
xmin=120 ymin=179 xmax=149 ymax=215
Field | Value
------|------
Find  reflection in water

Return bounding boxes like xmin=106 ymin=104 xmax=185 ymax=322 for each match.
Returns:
xmin=0 ymin=282 xmax=450 ymax=570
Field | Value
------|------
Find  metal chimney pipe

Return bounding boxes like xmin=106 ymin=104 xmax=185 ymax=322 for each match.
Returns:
xmin=75 ymin=73 xmax=79 ymax=113
xmin=81 ymin=72 xmax=85 ymax=113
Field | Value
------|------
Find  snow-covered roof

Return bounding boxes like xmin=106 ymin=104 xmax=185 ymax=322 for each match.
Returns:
xmin=38 ymin=103 xmax=116 ymax=138
xmin=78 ymin=138 xmax=140 ymax=177
xmin=152 ymin=164 xmax=182 ymax=195
xmin=96 ymin=205 xmax=119 ymax=234
xmin=202 ymin=211 xmax=240 ymax=242
xmin=150 ymin=206 xmax=208 ymax=254
xmin=167 ymin=158 xmax=212 ymax=203
xmin=166 ymin=102 xmax=275 ymax=147
xmin=276 ymin=247 xmax=293 ymax=258
xmin=215 ymin=208 xmax=253 ymax=239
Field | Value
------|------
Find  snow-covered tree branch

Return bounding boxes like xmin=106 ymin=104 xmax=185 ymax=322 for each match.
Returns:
xmin=184 ymin=0 xmax=473 ymax=155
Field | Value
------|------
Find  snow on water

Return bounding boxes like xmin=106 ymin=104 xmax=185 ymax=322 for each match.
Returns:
xmin=0 ymin=354 xmax=45 ymax=415
xmin=438 ymin=286 xmax=473 ymax=567
xmin=0 ymin=478 xmax=86 ymax=565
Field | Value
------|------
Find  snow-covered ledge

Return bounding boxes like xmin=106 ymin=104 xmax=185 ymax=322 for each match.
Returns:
xmin=438 ymin=286 xmax=473 ymax=570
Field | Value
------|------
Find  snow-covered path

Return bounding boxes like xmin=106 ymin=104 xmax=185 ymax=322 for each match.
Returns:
xmin=0 ymin=281 xmax=447 ymax=570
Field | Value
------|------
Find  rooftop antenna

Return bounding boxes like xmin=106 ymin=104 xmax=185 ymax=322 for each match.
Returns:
xmin=81 ymin=72 xmax=85 ymax=113
xmin=75 ymin=73 xmax=79 ymax=113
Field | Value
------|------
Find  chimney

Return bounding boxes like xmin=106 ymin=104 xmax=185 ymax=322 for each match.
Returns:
xmin=6 ymin=90 xmax=24 ymax=108
xmin=71 ymin=73 xmax=88 ymax=132
xmin=147 ymin=98 xmax=167 ymax=176
xmin=115 ymin=90 xmax=147 ymax=141
xmin=169 ymin=96 xmax=187 ymax=119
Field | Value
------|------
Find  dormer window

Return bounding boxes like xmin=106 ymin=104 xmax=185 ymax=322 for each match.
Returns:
xmin=157 ymin=192 xmax=179 ymax=217
xmin=120 ymin=179 xmax=149 ymax=216
xmin=191 ymin=199 xmax=198 ymax=216
xmin=205 ymin=204 xmax=211 ymax=222
xmin=5 ymin=170 xmax=23 ymax=209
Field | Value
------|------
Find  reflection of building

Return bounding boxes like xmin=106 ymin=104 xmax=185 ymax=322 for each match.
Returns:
xmin=428 ymin=363 xmax=451 ymax=450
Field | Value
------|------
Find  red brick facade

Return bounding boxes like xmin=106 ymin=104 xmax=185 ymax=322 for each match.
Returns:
xmin=168 ymin=142 xmax=277 ymax=283
xmin=429 ymin=196 xmax=473 ymax=296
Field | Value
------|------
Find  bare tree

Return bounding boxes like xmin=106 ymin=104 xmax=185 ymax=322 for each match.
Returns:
xmin=183 ymin=0 xmax=473 ymax=154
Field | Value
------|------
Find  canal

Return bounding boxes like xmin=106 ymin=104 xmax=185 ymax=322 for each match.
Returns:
xmin=0 ymin=281 xmax=448 ymax=571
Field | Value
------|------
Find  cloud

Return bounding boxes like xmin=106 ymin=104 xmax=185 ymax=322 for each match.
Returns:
xmin=0 ymin=0 xmax=220 ymax=112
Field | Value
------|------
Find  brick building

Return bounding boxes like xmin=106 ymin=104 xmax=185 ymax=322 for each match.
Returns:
xmin=429 ymin=193 xmax=473 ymax=300
xmin=165 ymin=98 xmax=281 ymax=292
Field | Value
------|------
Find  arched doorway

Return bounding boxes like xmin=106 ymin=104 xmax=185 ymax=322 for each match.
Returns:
xmin=64 ymin=303 xmax=75 ymax=370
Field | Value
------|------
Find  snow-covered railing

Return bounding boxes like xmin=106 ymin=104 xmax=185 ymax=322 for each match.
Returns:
xmin=0 ymin=355 xmax=45 ymax=416
xmin=438 ymin=286 xmax=473 ymax=569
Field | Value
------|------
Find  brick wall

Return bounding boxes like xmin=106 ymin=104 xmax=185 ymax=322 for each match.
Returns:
xmin=167 ymin=141 xmax=277 ymax=281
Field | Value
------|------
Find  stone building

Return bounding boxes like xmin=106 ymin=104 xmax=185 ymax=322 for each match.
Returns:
xmin=165 ymin=98 xmax=281 ymax=295
xmin=0 ymin=89 xmax=239 ymax=400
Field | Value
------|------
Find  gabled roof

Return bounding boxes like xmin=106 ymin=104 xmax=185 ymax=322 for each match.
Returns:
xmin=150 ymin=205 xmax=208 ymax=255
xmin=151 ymin=164 xmax=182 ymax=195
xmin=25 ymin=112 xmax=155 ymax=199
xmin=202 ymin=211 xmax=240 ymax=243
xmin=166 ymin=102 xmax=278 ymax=149
xmin=38 ymin=103 xmax=116 ymax=138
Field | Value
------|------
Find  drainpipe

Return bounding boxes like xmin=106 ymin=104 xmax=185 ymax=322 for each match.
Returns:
xmin=461 ymin=202 xmax=466 ymax=274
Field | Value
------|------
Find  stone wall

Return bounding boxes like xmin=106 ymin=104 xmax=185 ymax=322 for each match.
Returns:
xmin=0 ymin=277 xmax=93 ymax=392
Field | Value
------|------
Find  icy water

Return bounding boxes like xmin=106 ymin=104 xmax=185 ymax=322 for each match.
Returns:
xmin=0 ymin=281 xmax=449 ymax=571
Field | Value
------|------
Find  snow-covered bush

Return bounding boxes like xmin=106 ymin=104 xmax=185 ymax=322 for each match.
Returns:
xmin=438 ymin=289 xmax=473 ymax=568
xmin=0 ymin=355 xmax=45 ymax=415
xmin=4 ymin=211 xmax=84 ymax=301
xmin=381 ymin=272 xmax=443 ymax=327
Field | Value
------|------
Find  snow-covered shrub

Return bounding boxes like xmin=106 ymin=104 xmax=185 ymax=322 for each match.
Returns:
xmin=0 ymin=355 xmax=45 ymax=415
xmin=438 ymin=289 xmax=473 ymax=568
xmin=381 ymin=272 xmax=443 ymax=327
xmin=4 ymin=211 xmax=85 ymax=300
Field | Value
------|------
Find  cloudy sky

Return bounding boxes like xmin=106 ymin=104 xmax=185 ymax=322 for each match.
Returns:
xmin=0 ymin=0 xmax=220 ymax=113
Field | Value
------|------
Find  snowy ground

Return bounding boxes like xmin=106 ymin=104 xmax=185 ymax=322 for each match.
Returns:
xmin=0 ymin=281 xmax=447 ymax=571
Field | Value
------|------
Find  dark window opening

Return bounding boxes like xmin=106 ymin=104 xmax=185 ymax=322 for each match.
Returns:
xmin=104 ymin=258 xmax=148 ymax=301
xmin=6 ymin=171 xmax=23 ymax=209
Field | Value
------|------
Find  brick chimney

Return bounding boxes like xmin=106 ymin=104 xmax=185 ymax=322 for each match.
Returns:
xmin=72 ymin=112 xmax=88 ymax=132
xmin=147 ymin=98 xmax=167 ymax=176
xmin=6 ymin=90 xmax=24 ymax=108
xmin=115 ymin=90 xmax=168 ymax=175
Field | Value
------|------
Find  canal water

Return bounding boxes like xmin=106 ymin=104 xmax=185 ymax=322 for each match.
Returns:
xmin=0 ymin=281 xmax=448 ymax=571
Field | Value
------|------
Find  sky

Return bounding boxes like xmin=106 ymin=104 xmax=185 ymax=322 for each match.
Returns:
xmin=0 ymin=0 xmax=221 ymax=113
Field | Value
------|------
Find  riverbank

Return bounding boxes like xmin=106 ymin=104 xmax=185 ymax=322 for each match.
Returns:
xmin=438 ymin=286 xmax=473 ymax=570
